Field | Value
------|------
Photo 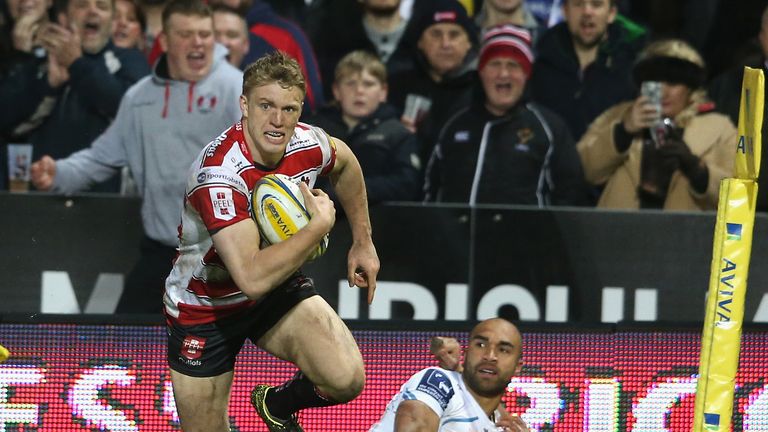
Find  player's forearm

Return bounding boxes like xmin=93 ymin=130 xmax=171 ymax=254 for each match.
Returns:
xmin=216 ymin=219 xmax=328 ymax=300
xmin=240 ymin=223 xmax=328 ymax=299
xmin=332 ymin=156 xmax=372 ymax=244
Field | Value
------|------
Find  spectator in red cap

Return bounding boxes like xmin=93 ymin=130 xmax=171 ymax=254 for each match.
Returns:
xmin=424 ymin=24 xmax=589 ymax=206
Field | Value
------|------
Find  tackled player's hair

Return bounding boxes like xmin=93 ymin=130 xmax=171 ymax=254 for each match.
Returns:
xmin=242 ymin=51 xmax=306 ymax=98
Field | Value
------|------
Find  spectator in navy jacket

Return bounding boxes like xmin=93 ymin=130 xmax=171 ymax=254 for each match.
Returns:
xmin=528 ymin=0 xmax=645 ymax=141
xmin=0 ymin=0 xmax=150 ymax=192
xmin=309 ymin=50 xmax=422 ymax=204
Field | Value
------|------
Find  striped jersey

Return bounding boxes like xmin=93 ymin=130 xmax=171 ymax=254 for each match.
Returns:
xmin=163 ymin=121 xmax=336 ymax=325
xmin=369 ymin=367 xmax=503 ymax=432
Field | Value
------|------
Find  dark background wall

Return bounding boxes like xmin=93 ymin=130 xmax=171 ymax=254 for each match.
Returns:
xmin=2 ymin=193 xmax=767 ymax=324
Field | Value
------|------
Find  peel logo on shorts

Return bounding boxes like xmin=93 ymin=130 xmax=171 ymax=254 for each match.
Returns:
xmin=181 ymin=336 xmax=206 ymax=360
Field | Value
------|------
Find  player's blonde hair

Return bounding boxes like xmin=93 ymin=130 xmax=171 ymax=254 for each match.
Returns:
xmin=242 ymin=51 xmax=306 ymax=98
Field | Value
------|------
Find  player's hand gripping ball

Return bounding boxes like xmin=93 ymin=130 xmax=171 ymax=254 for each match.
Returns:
xmin=250 ymin=174 xmax=329 ymax=260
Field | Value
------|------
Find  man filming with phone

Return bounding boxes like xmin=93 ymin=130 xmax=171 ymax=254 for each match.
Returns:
xmin=577 ymin=39 xmax=737 ymax=210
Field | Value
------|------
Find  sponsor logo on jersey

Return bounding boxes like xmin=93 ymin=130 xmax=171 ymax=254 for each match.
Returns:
xmin=416 ymin=369 xmax=454 ymax=410
xmin=199 ymin=172 xmax=241 ymax=185
xmin=209 ymin=187 xmax=235 ymax=221
xmin=181 ymin=335 xmax=206 ymax=360
xmin=206 ymin=130 xmax=229 ymax=157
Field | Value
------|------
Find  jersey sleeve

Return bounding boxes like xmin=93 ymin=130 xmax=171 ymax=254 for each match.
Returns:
xmin=308 ymin=125 xmax=337 ymax=175
xmin=187 ymin=166 xmax=251 ymax=233
xmin=400 ymin=368 xmax=456 ymax=417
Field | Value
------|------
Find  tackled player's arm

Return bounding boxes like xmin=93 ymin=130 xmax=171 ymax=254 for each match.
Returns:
xmin=394 ymin=400 xmax=440 ymax=432
xmin=328 ymin=137 xmax=380 ymax=303
xmin=212 ymin=182 xmax=334 ymax=300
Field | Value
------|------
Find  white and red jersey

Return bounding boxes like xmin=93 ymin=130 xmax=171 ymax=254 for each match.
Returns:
xmin=164 ymin=121 xmax=337 ymax=325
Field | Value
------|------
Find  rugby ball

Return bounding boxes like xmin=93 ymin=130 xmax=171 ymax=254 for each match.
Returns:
xmin=250 ymin=174 xmax=329 ymax=260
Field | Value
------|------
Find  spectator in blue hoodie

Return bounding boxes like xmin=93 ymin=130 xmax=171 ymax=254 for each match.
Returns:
xmin=0 ymin=0 xmax=150 ymax=192
xmin=29 ymin=0 xmax=243 ymax=313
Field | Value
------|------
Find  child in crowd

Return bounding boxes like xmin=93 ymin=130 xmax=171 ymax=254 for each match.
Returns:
xmin=309 ymin=50 xmax=422 ymax=205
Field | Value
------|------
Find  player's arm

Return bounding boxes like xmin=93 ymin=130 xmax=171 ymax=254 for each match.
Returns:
xmin=328 ymin=137 xmax=380 ymax=303
xmin=213 ymin=182 xmax=335 ymax=300
xmin=394 ymin=400 xmax=440 ymax=432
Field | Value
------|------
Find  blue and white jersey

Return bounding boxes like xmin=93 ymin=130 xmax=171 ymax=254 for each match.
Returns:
xmin=369 ymin=367 xmax=502 ymax=432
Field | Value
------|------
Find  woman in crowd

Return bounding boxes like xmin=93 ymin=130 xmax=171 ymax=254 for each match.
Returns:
xmin=577 ymin=39 xmax=736 ymax=210
xmin=112 ymin=0 xmax=146 ymax=52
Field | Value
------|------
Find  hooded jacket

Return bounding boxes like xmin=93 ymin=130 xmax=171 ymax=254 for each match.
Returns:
xmin=529 ymin=21 xmax=645 ymax=140
xmin=52 ymin=44 xmax=243 ymax=246
xmin=309 ymin=103 xmax=422 ymax=204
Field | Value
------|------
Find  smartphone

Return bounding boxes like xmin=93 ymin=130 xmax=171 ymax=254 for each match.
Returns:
xmin=640 ymin=81 xmax=662 ymax=122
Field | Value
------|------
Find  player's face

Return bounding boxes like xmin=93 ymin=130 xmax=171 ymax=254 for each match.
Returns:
xmin=562 ymin=0 xmax=616 ymax=49
xmin=240 ymin=82 xmax=303 ymax=167
xmin=660 ymin=82 xmax=692 ymax=118
xmin=63 ymin=0 xmax=114 ymax=54
xmin=418 ymin=23 xmax=472 ymax=77
xmin=462 ymin=320 xmax=522 ymax=398
xmin=332 ymin=70 xmax=387 ymax=122
xmin=112 ymin=0 xmax=143 ymax=50
xmin=480 ymin=56 xmax=527 ymax=115
xmin=213 ymin=10 xmax=249 ymax=68
xmin=160 ymin=14 xmax=215 ymax=82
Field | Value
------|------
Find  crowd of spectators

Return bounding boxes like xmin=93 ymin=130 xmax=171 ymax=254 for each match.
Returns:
xmin=3 ymin=0 xmax=766 ymax=314
xmin=2 ymin=0 xmax=767 ymax=207
xmin=0 ymin=0 xmax=768 ymax=209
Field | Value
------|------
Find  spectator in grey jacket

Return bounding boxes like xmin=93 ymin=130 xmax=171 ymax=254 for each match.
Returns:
xmin=0 ymin=0 xmax=150 ymax=192
xmin=30 ymin=0 xmax=243 ymax=313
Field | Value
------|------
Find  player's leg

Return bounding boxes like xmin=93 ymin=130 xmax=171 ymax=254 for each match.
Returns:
xmin=166 ymin=311 xmax=250 ymax=431
xmin=254 ymin=295 xmax=365 ymax=421
xmin=170 ymin=369 xmax=233 ymax=432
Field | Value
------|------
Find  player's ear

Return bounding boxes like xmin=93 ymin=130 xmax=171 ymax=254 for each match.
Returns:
xmin=240 ymin=95 xmax=248 ymax=117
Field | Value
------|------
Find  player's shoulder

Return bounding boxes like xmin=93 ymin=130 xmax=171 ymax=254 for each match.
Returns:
xmin=291 ymin=122 xmax=334 ymax=150
xmin=199 ymin=123 xmax=249 ymax=167
xmin=188 ymin=123 xmax=250 ymax=191
xmin=404 ymin=367 xmax=459 ymax=411
xmin=409 ymin=368 xmax=459 ymax=394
